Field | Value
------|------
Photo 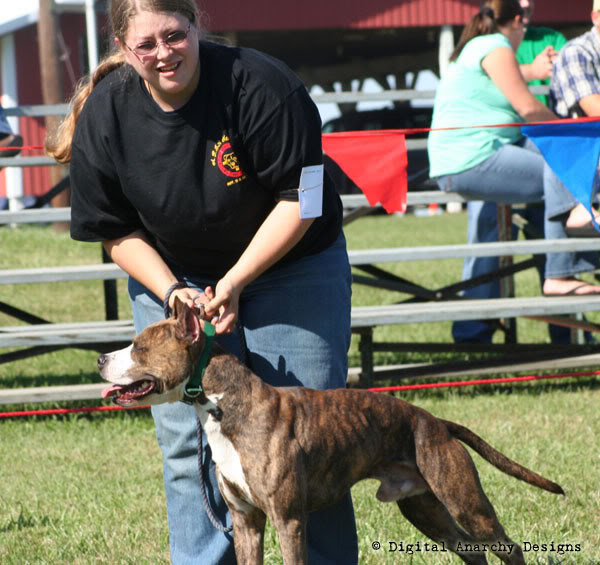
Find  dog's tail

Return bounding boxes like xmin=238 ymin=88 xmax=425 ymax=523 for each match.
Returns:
xmin=443 ymin=419 xmax=565 ymax=496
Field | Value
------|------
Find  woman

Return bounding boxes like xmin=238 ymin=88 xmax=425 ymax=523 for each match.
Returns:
xmin=428 ymin=0 xmax=600 ymax=296
xmin=46 ymin=0 xmax=358 ymax=563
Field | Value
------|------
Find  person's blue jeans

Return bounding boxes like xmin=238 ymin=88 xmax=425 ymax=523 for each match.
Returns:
xmin=452 ymin=201 xmax=576 ymax=344
xmin=129 ymin=233 xmax=358 ymax=565
xmin=436 ymin=137 xmax=599 ymax=343
xmin=0 ymin=107 xmax=12 ymax=136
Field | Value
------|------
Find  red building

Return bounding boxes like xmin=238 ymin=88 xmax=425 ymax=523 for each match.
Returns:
xmin=0 ymin=0 xmax=592 ymax=201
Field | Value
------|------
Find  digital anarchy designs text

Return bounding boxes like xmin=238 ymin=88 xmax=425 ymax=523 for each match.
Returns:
xmin=372 ymin=540 xmax=582 ymax=556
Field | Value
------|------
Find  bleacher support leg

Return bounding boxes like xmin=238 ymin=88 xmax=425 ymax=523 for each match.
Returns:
xmin=358 ymin=328 xmax=374 ymax=388
xmin=102 ymin=247 xmax=119 ymax=321
xmin=497 ymin=204 xmax=517 ymax=343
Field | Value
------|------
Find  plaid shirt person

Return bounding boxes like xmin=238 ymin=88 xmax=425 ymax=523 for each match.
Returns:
xmin=550 ymin=26 xmax=600 ymax=117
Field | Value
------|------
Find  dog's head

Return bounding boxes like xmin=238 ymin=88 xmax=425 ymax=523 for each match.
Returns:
xmin=98 ymin=298 xmax=206 ymax=407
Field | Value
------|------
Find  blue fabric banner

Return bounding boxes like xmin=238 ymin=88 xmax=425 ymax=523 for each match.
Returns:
xmin=523 ymin=120 xmax=600 ymax=232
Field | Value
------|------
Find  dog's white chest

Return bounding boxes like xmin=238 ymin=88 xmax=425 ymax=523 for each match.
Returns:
xmin=195 ymin=397 xmax=254 ymax=509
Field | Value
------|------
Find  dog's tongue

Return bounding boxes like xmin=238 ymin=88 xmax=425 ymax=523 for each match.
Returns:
xmin=102 ymin=384 xmax=123 ymax=399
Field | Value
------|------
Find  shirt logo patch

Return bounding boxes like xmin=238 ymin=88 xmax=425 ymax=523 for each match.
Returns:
xmin=211 ymin=134 xmax=247 ymax=186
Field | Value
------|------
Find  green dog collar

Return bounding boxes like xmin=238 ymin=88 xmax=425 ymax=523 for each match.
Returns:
xmin=182 ymin=321 xmax=216 ymax=404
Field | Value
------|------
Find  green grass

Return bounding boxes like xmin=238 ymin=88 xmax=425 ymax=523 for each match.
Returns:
xmin=1 ymin=215 xmax=599 ymax=563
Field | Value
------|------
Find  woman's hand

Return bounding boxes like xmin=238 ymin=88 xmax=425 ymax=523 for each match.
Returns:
xmin=522 ymin=45 xmax=557 ymax=82
xmin=203 ymin=277 xmax=243 ymax=334
xmin=168 ymin=286 xmax=206 ymax=314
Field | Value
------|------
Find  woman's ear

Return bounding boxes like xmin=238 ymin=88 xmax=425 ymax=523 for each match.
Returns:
xmin=114 ymin=37 xmax=125 ymax=55
xmin=115 ymin=36 xmax=135 ymax=65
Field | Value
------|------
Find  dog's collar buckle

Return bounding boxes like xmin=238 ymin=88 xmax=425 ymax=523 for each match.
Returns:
xmin=182 ymin=321 xmax=216 ymax=405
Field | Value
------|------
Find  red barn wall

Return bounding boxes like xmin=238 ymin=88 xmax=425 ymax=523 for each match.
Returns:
xmin=1 ymin=13 xmax=86 ymax=200
xmin=199 ymin=0 xmax=588 ymax=31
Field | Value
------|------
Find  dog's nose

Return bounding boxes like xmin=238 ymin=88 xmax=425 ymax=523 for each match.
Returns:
xmin=97 ymin=354 xmax=107 ymax=370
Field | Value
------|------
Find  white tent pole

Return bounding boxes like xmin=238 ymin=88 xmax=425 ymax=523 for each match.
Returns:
xmin=85 ymin=0 xmax=99 ymax=71
xmin=438 ymin=25 xmax=454 ymax=79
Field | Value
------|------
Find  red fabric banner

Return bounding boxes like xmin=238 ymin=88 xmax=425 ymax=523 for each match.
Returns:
xmin=322 ymin=131 xmax=408 ymax=213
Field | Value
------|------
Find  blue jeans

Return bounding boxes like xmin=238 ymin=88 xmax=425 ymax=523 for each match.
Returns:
xmin=0 ymin=107 xmax=13 ymax=136
xmin=452 ymin=201 xmax=574 ymax=344
xmin=436 ymin=137 xmax=599 ymax=342
xmin=129 ymin=234 xmax=358 ymax=565
xmin=436 ymin=137 xmax=598 ymax=277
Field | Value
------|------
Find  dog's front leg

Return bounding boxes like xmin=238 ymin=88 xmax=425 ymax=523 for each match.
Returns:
xmin=229 ymin=505 xmax=267 ymax=565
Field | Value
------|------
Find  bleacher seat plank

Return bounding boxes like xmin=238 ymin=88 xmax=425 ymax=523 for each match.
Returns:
xmin=0 ymin=264 xmax=126 ymax=284
xmin=350 ymin=295 xmax=600 ymax=327
xmin=0 ymin=320 xmax=135 ymax=347
xmin=0 ymin=383 xmax=106 ymax=405
xmin=342 ymin=191 xmax=470 ymax=209
xmin=2 ymin=239 xmax=600 ymax=287
xmin=0 ymin=207 xmax=71 ymax=224
xmin=3 ymin=295 xmax=600 ymax=349
xmin=348 ymin=239 xmax=600 ymax=264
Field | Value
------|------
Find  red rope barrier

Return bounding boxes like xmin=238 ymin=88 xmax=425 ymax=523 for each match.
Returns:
xmin=323 ymin=115 xmax=600 ymax=138
xmin=0 ymin=370 xmax=598 ymax=419
xmin=0 ymin=404 xmax=149 ymax=419
xmin=0 ymin=145 xmax=45 ymax=152
xmin=2 ymin=116 xmax=599 ymax=155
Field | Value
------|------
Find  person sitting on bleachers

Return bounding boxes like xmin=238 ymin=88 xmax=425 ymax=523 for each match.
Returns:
xmin=427 ymin=0 xmax=600 ymax=303
xmin=0 ymin=104 xmax=22 ymax=160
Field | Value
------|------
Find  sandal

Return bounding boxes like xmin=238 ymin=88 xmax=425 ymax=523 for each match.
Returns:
xmin=566 ymin=221 xmax=600 ymax=238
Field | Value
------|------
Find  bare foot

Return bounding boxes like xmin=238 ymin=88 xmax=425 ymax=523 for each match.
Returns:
xmin=566 ymin=204 xmax=599 ymax=229
xmin=543 ymin=278 xmax=600 ymax=296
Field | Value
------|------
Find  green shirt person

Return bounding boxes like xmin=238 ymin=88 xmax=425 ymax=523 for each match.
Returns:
xmin=516 ymin=26 xmax=567 ymax=104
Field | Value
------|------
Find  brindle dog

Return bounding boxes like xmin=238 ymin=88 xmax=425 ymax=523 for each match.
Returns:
xmin=98 ymin=298 xmax=564 ymax=565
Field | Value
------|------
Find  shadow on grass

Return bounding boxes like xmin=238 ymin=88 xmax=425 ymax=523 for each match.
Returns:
xmin=0 ymin=510 xmax=50 ymax=533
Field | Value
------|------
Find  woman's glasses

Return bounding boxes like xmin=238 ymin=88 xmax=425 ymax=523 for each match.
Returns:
xmin=127 ymin=22 xmax=192 ymax=58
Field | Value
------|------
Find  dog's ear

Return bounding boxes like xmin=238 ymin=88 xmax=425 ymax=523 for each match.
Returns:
xmin=174 ymin=297 xmax=202 ymax=344
xmin=173 ymin=296 xmax=185 ymax=320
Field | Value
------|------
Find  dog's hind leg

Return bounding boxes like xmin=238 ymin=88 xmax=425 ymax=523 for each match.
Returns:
xmin=417 ymin=437 xmax=525 ymax=565
xmin=397 ymin=492 xmax=489 ymax=565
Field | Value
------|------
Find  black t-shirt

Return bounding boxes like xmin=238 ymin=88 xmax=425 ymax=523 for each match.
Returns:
xmin=70 ymin=41 xmax=342 ymax=279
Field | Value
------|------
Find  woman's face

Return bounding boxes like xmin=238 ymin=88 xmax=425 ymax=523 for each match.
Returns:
xmin=117 ymin=10 xmax=200 ymax=110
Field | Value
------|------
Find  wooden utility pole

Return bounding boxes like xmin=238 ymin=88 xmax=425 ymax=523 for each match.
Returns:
xmin=37 ymin=0 xmax=70 ymax=230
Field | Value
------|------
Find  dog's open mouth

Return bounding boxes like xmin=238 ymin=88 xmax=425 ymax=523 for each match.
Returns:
xmin=102 ymin=378 xmax=158 ymax=406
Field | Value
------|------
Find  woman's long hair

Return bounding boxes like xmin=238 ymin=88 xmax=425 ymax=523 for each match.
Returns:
xmin=46 ymin=0 xmax=199 ymax=163
xmin=449 ymin=0 xmax=524 ymax=62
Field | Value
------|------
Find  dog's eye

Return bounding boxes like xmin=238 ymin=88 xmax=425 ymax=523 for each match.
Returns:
xmin=132 ymin=345 xmax=147 ymax=354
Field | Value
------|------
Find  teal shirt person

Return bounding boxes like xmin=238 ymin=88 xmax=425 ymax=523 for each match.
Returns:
xmin=516 ymin=26 xmax=567 ymax=104
xmin=428 ymin=33 xmax=522 ymax=178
